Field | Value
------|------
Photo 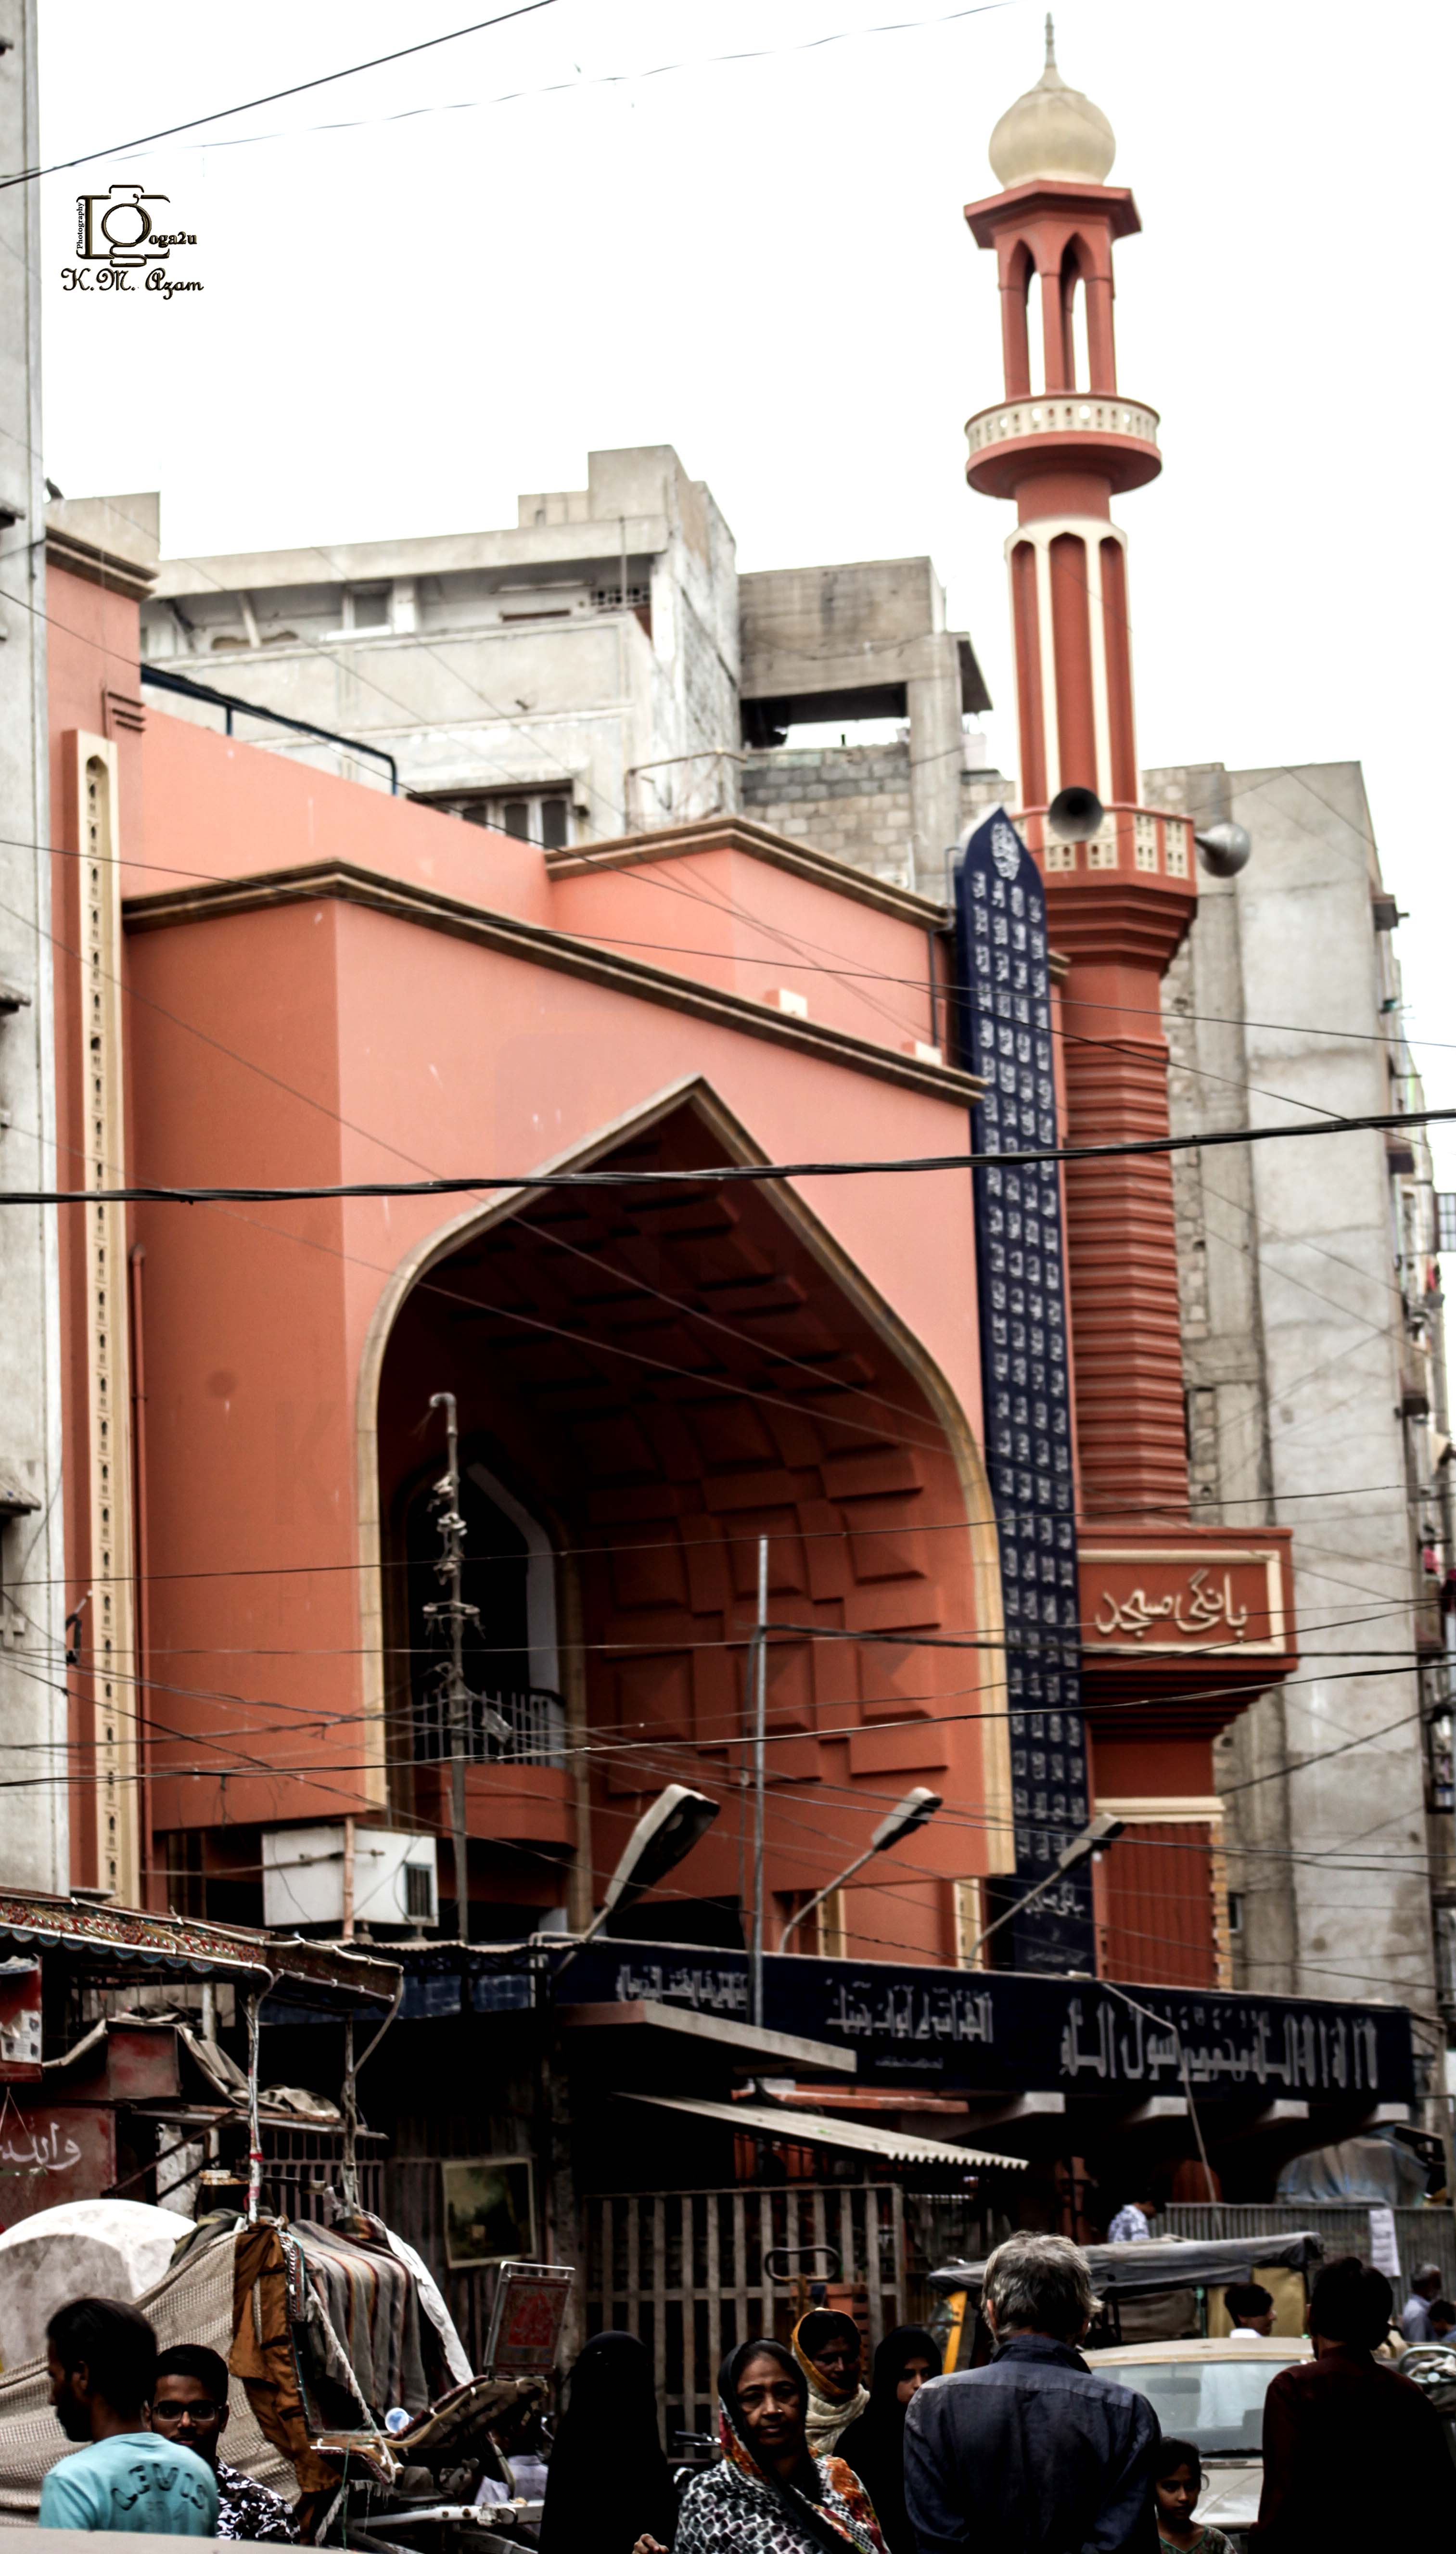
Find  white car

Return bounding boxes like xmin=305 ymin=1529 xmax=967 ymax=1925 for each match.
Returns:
xmin=1093 ymin=2335 xmax=1311 ymax=2541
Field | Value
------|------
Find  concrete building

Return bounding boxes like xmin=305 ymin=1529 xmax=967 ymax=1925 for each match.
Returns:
xmin=1152 ymin=755 xmax=1449 ymax=2083
xmin=0 ymin=2 xmax=67 ymax=1893
xmin=143 ymin=444 xmax=741 ymax=845
xmin=141 ymin=458 xmax=991 ymax=900
xmin=739 ymin=556 xmax=992 ymax=895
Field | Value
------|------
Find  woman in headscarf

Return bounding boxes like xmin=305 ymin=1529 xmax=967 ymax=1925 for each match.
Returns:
xmin=791 ymin=2310 xmax=869 ymax=2457
xmin=674 ymin=2339 xmax=885 ymax=2554
xmin=539 ymin=2329 xmax=678 ymax=2554
xmin=835 ymin=2326 xmax=941 ymax=2554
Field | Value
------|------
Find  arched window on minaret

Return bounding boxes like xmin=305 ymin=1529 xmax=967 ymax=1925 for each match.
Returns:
xmin=1056 ymin=239 xmax=1092 ymax=392
xmin=1003 ymin=237 xmax=1036 ymax=397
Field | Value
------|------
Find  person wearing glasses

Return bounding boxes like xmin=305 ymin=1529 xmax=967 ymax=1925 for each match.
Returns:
xmin=150 ymin=2345 xmax=298 ymax=2543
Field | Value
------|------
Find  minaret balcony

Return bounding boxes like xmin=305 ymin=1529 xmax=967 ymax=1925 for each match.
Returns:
xmin=965 ymin=393 xmax=1161 ymax=498
xmin=1017 ymin=802 xmax=1197 ymax=964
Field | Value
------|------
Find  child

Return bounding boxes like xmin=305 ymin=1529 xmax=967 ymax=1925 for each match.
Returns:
xmin=1152 ymin=2436 xmax=1235 ymax=2554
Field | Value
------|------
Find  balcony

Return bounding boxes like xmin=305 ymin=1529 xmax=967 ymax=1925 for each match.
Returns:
xmin=1018 ymin=802 xmax=1191 ymax=882
xmin=965 ymin=393 xmax=1161 ymax=499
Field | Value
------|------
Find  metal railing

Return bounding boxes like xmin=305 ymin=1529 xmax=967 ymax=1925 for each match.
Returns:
xmin=414 ymin=1685 xmax=566 ymax=1767
xmin=1165 ymin=2200 xmax=1456 ymax=2294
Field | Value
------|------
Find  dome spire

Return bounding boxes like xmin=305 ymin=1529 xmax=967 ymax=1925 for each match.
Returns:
xmin=988 ymin=20 xmax=1116 ymax=189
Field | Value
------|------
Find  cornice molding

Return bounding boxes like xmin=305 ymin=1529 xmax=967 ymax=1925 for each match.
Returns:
xmin=547 ymin=814 xmax=949 ymax=928
xmin=123 ymin=857 xmax=985 ymax=1107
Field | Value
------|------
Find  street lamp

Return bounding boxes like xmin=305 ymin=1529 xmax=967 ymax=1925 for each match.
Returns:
xmin=578 ymin=1782 xmax=720 ymax=1946
xmin=964 ymin=1811 xmax=1125 ymax=1966
xmin=779 ymin=1787 xmax=944 ymax=1951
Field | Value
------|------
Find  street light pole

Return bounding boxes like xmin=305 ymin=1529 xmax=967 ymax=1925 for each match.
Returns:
xmin=424 ymin=1392 xmax=508 ymax=1945
xmin=964 ymin=1813 xmax=1124 ymax=1966
xmin=750 ymin=1536 xmax=768 ymax=2028
xmin=779 ymin=1788 xmax=944 ymax=1952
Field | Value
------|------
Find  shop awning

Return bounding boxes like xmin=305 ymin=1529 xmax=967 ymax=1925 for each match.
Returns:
xmin=619 ymin=2092 xmax=1027 ymax=2171
xmin=0 ymin=1892 xmax=399 ymax=2011
xmin=562 ymin=2001 xmax=856 ymax=2076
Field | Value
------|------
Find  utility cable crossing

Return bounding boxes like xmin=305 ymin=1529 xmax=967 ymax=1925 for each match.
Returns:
xmin=10 ymin=1099 xmax=1453 ymax=1207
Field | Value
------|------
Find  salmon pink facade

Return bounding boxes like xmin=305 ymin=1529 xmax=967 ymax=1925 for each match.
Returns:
xmin=49 ymin=542 xmax=1028 ymax=1964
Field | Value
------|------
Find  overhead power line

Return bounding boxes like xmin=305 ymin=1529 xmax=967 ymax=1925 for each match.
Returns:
xmin=6 ymin=1100 xmax=1451 ymax=1208
xmin=0 ymin=0 xmax=562 ymax=190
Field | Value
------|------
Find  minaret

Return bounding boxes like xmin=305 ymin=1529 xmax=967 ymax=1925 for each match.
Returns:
xmin=964 ymin=20 xmax=1195 ymax=1521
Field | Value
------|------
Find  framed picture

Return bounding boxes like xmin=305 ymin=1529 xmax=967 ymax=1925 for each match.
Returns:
xmin=441 ymin=2155 xmax=536 ymax=2269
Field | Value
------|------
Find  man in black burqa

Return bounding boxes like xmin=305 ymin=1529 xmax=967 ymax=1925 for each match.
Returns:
xmin=904 ymin=2232 xmax=1161 ymax=2554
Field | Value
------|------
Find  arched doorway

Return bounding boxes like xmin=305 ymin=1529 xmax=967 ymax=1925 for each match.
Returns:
xmin=368 ymin=1089 xmax=1008 ymax=1954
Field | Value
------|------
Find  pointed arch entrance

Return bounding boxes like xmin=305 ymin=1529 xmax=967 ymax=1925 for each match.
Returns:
xmin=360 ymin=1083 xmax=1010 ymax=1958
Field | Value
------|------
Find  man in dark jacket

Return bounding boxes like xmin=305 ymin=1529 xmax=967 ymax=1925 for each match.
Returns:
xmin=904 ymin=2233 xmax=1160 ymax=2553
xmin=1252 ymin=2254 xmax=1456 ymax=2550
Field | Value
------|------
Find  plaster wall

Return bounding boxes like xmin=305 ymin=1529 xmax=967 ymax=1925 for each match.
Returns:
xmin=1155 ymin=757 xmax=1436 ymax=2029
xmin=109 ymin=712 xmax=997 ymax=1919
xmin=0 ymin=6 xmax=65 ymax=1891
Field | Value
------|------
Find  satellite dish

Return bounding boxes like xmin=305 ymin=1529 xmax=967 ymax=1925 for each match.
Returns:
xmin=1194 ymin=821 xmax=1252 ymax=878
xmin=1047 ymin=784 xmax=1104 ymax=842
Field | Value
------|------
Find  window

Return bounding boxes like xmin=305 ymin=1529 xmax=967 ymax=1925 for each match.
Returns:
xmin=591 ymin=584 xmax=651 ymax=612
xmin=1086 ymin=821 xmax=1120 ymax=870
xmin=1108 ymin=2356 xmax=1288 ymax=2456
xmin=1438 ymin=1194 xmax=1456 ymax=1256
xmin=1425 ymin=1705 xmax=1455 ymax=1815
xmin=1164 ymin=819 xmax=1190 ymax=879
xmin=1227 ymin=1890 xmax=1244 ymax=1937
xmin=347 ymin=585 xmax=391 ymax=632
xmin=404 ymin=1862 xmax=435 ymax=1922
xmin=421 ymin=788 xmax=571 ymax=849
xmin=405 ymin=1456 xmax=563 ymax=1766
xmin=1134 ymin=813 xmax=1158 ymax=872
xmin=1044 ymin=840 xmax=1076 ymax=873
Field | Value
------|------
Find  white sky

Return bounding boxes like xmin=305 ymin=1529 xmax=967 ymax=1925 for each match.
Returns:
xmin=36 ymin=0 xmax=1456 ymax=1175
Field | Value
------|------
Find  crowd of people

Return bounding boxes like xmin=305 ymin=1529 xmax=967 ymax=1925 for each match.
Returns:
xmin=596 ymin=2235 xmax=1456 ymax=2554
xmin=31 ymin=2232 xmax=1456 ymax=2550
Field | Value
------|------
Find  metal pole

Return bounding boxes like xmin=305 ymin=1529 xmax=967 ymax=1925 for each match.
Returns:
xmin=340 ymin=2017 xmax=359 ymax=2211
xmin=779 ymin=1842 xmax=878 ymax=1953
xmin=428 ymin=1392 xmax=472 ymax=1945
xmin=244 ymin=1992 xmax=263 ymax=2223
xmin=750 ymin=1535 xmax=768 ymax=2028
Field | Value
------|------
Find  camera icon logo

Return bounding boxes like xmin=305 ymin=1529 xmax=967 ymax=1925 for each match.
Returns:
xmin=75 ymin=184 xmax=172 ymax=269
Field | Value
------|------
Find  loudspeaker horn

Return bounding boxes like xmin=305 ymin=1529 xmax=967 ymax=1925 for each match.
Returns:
xmin=1194 ymin=821 xmax=1252 ymax=879
xmin=1047 ymin=784 xmax=1104 ymax=842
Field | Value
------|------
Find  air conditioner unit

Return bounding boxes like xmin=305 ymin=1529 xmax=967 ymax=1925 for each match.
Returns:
xmin=261 ymin=1825 xmax=437 ymax=1933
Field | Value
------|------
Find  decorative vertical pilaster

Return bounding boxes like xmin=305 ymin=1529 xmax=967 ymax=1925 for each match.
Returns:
xmin=76 ymin=735 xmax=138 ymax=1905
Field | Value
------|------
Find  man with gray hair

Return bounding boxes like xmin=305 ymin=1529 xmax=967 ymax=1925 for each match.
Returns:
xmin=1400 ymin=2262 xmax=1443 ymax=2345
xmin=904 ymin=2232 xmax=1161 ymax=2552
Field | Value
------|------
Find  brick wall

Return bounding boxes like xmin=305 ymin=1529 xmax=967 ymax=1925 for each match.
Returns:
xmin=741 ymin=743 xmax=916 ymax=889
xmin=740 ymin=746 xmax=1015 ymax=895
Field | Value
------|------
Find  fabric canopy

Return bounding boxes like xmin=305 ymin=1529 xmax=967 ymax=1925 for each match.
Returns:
xmin=930 ymin=2230 xmax=1324 ymax=2299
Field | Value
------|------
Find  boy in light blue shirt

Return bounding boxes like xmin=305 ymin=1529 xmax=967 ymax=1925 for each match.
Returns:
xmin=39 ymin=2296 xmax=218 ymax=2535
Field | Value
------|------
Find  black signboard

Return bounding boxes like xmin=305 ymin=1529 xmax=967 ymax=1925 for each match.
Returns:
xmin=538 ymin=1939 xmax=1415 ymax=2107
xmin=953 ymin=808 xmax=1093 ymax=1970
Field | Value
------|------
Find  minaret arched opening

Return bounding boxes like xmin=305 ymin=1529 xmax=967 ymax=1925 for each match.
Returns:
xmin=1003 ymin=238 xmax=1037 ymax=397
xmin=1056 ymin=239 xmax=1094 ymax=393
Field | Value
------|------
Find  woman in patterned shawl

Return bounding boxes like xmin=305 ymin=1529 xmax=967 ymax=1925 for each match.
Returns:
xmin=671 ymin=2338 xmax=884 ymax=2554
xmin=791 ymin=2311 xmax=870 ymax=2457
